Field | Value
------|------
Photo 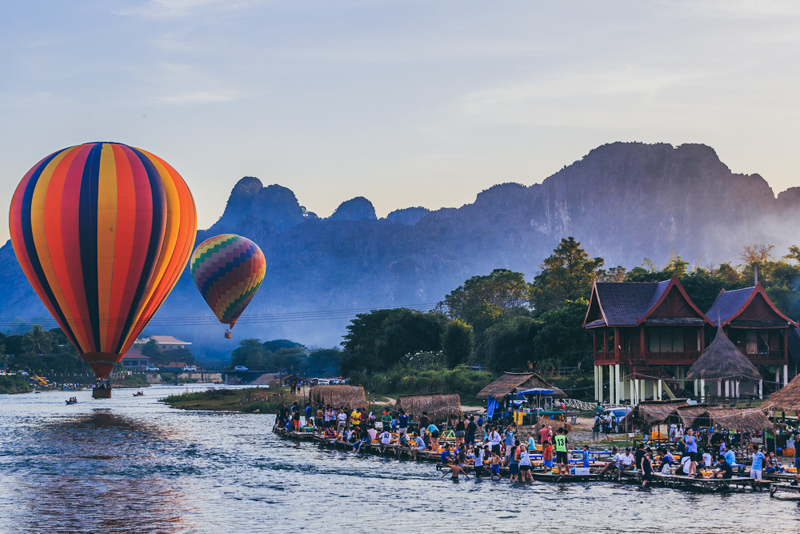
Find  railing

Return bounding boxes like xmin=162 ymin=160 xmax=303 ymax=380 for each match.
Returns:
xmin=744 ymin=351 xmax=786 ymax=364
xmin=642 ymin=351 xmax=700 ymax=363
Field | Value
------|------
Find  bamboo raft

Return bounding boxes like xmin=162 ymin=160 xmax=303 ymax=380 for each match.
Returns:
xmin=273 ymin=429 xmax=775 ymax=492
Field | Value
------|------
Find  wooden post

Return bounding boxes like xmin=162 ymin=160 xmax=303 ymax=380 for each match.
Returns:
xmin=724 ymin=380 xmax=729 ymax=398
xmin=634 ymin=379 xmax=639 ymax=405
xmin=717 ymin=380 xmax=722 ymax=397
xmin=608 ymin=365 xmax=614 ymax=405
xmin=694 ymin=379 xmax=698 ymax=397
xmin=784 ymin=364 xmax=789 ymax=387
xmin=735 ymin=381 xmax=740 ymax=398
xmin=700 ymin=379 xmax=705 ymax=403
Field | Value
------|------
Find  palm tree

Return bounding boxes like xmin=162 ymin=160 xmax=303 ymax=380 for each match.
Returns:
xmin=22 ymin=325 xmax=52 ymax=356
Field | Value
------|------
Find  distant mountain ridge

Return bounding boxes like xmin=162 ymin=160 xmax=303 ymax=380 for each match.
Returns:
xmin=2 ymin=142 xmax=798 ymax=359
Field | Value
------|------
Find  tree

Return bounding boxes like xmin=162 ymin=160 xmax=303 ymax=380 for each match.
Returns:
xmin=740 ymin=244 xmax=774 ymax=265
xmin=141 ymin=339 xmax=165 ymax=364
xmin=230 ymin=339 xmax=266 ymax=370
xmin=476 ymin=316 xmax=541 ymax=373
xmin=306 ymin=348 xmax=342 ymax=377
xmin=442 ymin=319 xmax=475 ymax=369
xmin=21 ymin=325 xmax=52 ymax=356
xmin=341 ymin=309 xmax=445 ymax=375
xmin=529 ymin=237 xmax=604 ymax=314
xmin=533 ymin=299 xmax=593 ymax=372
xmin=440 ymin=269 xmax=530 ymax=328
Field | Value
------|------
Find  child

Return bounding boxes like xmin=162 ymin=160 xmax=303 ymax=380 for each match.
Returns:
xmin=491 ymin=452 xmax=502 ymax=481
xmin=543 ymin=441 xmax=554 ymax=472
xmin=582 ymin=445 xmax=591 ymax=468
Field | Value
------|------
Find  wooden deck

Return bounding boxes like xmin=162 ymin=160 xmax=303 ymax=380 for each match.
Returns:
xmin=770 ymin=483 xmax=800 ymax=498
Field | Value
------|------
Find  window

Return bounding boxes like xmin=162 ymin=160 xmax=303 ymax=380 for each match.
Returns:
xmin=648 ymin=328 xmax=685 ymax=353
xmin=746 ymin=331 xmax=757 ymax=355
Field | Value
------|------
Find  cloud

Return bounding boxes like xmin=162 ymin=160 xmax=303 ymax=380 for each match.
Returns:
xmin=115 ymin=0 xmax=264 ymax=18
xmin=154 ymin=90 xmax=238 ymax=103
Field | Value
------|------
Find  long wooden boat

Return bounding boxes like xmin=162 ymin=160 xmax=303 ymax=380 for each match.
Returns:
xmin=532 ymin=472 xmax=603 ymax=483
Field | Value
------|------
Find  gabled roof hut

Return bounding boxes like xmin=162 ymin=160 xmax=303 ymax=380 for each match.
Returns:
xmin=621 ymin=399 xmax=690 ymax=427
xmin=687 ymin=325 xmax=761 ymax=382
xmin=394 ymin=393 xmax=462 ymax=423
xmin=476 ymin=372 xmax=566 ymax=400
xmin=676 ymin=405 xmax=773 ymax=432
xmin=763 ymin=373 xmax=800 ymax=412
xmin=309 ymin=385 xmax=367 ymax=411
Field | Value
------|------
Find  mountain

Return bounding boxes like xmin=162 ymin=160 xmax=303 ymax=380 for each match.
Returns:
xmin=2 ymin=142 xmax=799 ymax=359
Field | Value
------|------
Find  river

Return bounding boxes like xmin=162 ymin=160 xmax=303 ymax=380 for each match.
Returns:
xmin=0 ymin=385 xmax=798 ymax=533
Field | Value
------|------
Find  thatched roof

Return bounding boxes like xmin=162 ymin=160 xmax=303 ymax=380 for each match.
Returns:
xmin=477 ymin=372 xmax=565 ymax=399
xmin=677 ymin=405 xmax=773 ymax=433
xmin=763 ymin=373 xmax=800 ymax=412
xmin=309 ymin=385 xmax=367 ymax=410
xmin=394 ymin=393 xmax=462 ymax=423
xmin=622 ymin=399 xmax=690 ymax=426
xmin=687 ymin=325 xmax=761 ymax=381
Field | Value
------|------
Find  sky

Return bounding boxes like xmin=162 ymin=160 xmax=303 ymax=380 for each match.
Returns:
xmin=1 ymin=0 xmax=799 ymax=243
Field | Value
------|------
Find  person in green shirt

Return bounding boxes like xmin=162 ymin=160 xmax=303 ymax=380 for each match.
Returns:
xmin=554 ymin=427 xmax=569 ymax=473
xmin=381 ymin=409 xmax=392 ymax=432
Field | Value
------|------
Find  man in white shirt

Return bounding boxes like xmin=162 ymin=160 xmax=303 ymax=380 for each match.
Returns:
xmin=380 ymin=430 xmax=392 ymax=446
xmin=337 ymin=410 xmax=347 ymax=433
xmin=620 ymin=448 xmax=635 ymax=471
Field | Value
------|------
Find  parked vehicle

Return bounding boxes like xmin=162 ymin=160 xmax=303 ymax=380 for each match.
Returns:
xmin=183 ymin=366 xmax=198 ymax=372
xmin=145 ymin=366 xmax=159 ymax=371
xmin=233 ymin=366 xmax=249 ymax=371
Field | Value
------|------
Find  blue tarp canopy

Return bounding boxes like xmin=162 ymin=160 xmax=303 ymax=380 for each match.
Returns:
xmin=519 ymin=388 xmax=556 ymax=395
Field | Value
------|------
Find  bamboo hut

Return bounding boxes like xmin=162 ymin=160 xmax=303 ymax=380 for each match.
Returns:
xmin=687 ymin=324 xmax=762 ymax=400
xmin=394 ymin=393 xmax=462 ymax=424
xmin=763 ymin=373 xmax=800 ymax=412
xmin=621 ymin=399 xmax=689 ymax=432
xmin=676 ymin=405 xmax=773 ymax=433
xmin=309 ymin=385 xmax=367 ymax=411
xmin=477 ymin=372 xmax=566 ymax=421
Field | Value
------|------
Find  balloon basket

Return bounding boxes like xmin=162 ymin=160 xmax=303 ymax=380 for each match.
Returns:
xmin=224 ymin=330 xmax=232 ymax=339
xmin=92 ymin=387 xmax=112 ymax=399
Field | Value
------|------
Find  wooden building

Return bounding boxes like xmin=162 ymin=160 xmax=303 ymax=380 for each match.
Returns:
xmin=584 ymin=276 xmax=712 ymax=405
xmin=706 ymin=283 xmax=797 ymax=388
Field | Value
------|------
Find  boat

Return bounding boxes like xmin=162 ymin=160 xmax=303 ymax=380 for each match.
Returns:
xmin=133 ymin=391 xmax=144 ymax=397
xmin=532 ymin=471 xmax=603 ymax=483
xmin=65 ymin=397 xmax=78 ymax=405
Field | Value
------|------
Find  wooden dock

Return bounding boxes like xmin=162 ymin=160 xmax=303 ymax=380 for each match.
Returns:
xmin=770 ymin=483 xmax=800 ymax=498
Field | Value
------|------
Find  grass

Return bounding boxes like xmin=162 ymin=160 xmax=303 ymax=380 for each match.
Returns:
xmin=161 ymin=386 xmax=302 ymax=413
xmin=111 ymin=374 xmax=150 ymax=388
xmin=0 ymin=375 xmax=32 ymax=394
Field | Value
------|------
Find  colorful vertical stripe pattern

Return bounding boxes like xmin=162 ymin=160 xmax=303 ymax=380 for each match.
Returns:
xmin=9 ymin=142 xmax=197 ymax=378
xmin=190 ymin=234 xmax=266 ymax=329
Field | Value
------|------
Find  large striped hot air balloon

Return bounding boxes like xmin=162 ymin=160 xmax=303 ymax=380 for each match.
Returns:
xmin=9 ymin=142 xmax=197 ymax=379
xmin=190 ymin=234 xmax=266 ymax=337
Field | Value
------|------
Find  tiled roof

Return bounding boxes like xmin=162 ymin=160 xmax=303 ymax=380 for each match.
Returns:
xmin=149 ymin=335 xmax=191 ymax=345
xmin=706 ymin=287 xmax=755 ymax=326
xmin=121 ymin=347 xmax=149 ymax=360
xmin=594 ymin=281 xmax=665 ymax=326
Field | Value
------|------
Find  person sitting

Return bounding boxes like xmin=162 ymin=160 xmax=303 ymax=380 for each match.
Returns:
xmin=440 ymin=444 xmax=452 ymax=465
xmin=599 ymin=447 xmax=621 ymax=479
xmin=619 ymin=447 xmax=635 ymax=472
xmin=410 ymin=432 xmax=426 ymax=460
xmin=658 ymin=447 xmax=675 ymax=474
xmin=765 ymin=451 xmax=784 ymax=474
xmin=713 ymin=456 xmax=733 ymax=479
xmin=678 ymin=454 xmax=692 ymax=476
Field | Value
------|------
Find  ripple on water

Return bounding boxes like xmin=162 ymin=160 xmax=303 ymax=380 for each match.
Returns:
xmin=1 ymin=386 xmax=799 ymax=534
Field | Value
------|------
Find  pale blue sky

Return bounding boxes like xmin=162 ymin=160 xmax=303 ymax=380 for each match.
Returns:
xmin=2 ymin=0 xmax=799 ymax=242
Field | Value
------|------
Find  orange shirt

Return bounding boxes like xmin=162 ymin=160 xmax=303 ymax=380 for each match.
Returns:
xmin=543 ymin=445 xmax=553 ymax=461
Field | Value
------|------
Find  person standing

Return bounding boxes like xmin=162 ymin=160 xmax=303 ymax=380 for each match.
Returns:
xmin=519 ymin=443 xmax=533 ymax=483
xmin=337 ymin=408 xmax=347 ymax=434
xmin=542 ymin=441 xmax=554 ymax=472
xmin=539 ymin=425 xmax=553 ymax=446
xmin=750 ymin=446 xmax=766 ymax=482
xmin=419 ymin=412 xmax=430 ymax=436
xmin=592 ymin=414 xmax=601 ymax=443
xmin=554 ymin=428 xmax=569 ymax=473
xmin=397 ymin=409 xmax=409 ymax=437
xmin=504 ymin=426 xmax=516 ymax=464
xmin=466 ymin=416 xmax=477 ymax=446
xmin=472 ymin=445 xmax=485 ymax=479
xmin=680 ymin=428 xmax=698 ymax=477
xmin=641 ymin=449 xmax=653 ymax=487
xmin=489 ymin=426 xmax=502 ymax=456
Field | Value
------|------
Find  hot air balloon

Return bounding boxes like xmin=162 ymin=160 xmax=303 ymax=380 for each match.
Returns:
xmin=9 ymin=142 xmax=197 ymax=383
xmin=190 ymin=234 xmax=266 ymax=338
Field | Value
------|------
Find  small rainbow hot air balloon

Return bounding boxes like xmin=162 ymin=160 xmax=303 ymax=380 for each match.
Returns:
xmin=190 ymin=234 xmax=266 ymax=337
xmin=9 ymin=142 xmax=197 ymax=380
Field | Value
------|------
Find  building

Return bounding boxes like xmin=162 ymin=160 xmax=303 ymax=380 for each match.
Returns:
xmin=706 ymin=283 xmax=796 ymax=388
xmin=135 ymin=335 xmax=192 ymax=351
xmin=120 ymin=348 xmax=150 ymax=371
xmin=585 ymin=276 xmax=798 ymax=405
xmin=584 ymin=276 xmax=711 ymax=405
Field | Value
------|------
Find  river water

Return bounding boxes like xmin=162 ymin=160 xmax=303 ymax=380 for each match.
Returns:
xmin=0 ymin=385 xmax=798 ymax=533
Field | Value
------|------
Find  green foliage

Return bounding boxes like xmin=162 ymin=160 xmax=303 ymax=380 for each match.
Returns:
xmin=440 ymin=269 xmax=530 ymax=332
xmin=442 ymin=319 xmax=474 ymax=368
xmin=340 ymin=308 xmax=445 ymax=374
xmin=530 ymin=237 xmax=604 ymax=314
xmin=263 ymin=339 xmax=304 ymax=352
xmin=306 ymin=348 xmax=342 ymax=377
xmin=0 ymin=374 xmax=31 ymax=394
xmin=399 ymin=350 xmax=445 ymax=369
xmin=231 ymin=339 xmax=267 ymax=369
xmin=351 ymin=365 xmax=494 ymax=400
xmin=533 ymin=299 xmax=593 ymax=372
xmin=476 ymin=316 xmax=541 ymax=373
xmin=21 ymin=325 xmax=52 ymax=356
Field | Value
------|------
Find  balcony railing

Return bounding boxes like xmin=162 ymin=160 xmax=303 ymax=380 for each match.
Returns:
xmin=642 ymin=351 xmax=700 ymax=363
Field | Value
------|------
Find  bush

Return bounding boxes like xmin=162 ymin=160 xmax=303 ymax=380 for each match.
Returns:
xmin=350 ymin=364 xmax=494 ymax=399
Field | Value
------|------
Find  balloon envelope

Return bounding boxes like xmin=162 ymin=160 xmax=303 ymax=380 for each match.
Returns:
xmin=190 ymin=234 xmax=266 ymax=329
xmin=9 ymin=142 xmax=197 ymax=378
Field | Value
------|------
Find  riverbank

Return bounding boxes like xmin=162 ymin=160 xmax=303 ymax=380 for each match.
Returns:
xmin=162 ymin=387 xmax=301 ymax=413
xmin=0 ymin=375 xmax=32 ymax=394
